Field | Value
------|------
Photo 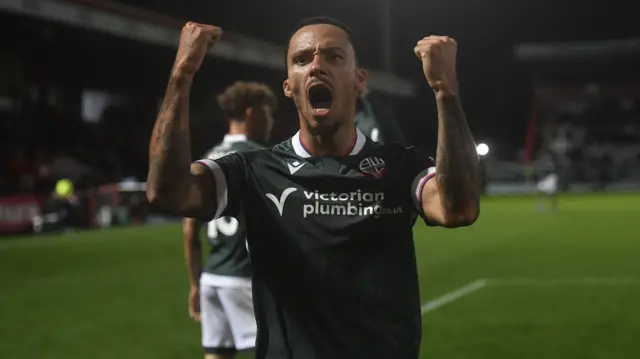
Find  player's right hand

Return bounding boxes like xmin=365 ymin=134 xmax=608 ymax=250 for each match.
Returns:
xmin=188 ymin=286 xmax=201 ymax=322
xmin=173 ymin=22 xmax=222 ymax=76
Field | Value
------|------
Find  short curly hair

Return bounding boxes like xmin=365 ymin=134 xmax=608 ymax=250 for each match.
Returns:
xmin=217 ymin=81 xmax=277 ymax=120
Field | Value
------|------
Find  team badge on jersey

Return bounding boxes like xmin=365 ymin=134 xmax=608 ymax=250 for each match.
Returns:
xmin=359 ymin=156 xmax=386 ymax=178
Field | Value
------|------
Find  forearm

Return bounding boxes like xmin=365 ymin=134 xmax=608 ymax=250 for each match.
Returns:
xmin=186 ymin=246 xmax=203 ymax=288
xmin=183 ymin=219 xmax=203 ymax=288
xmin=434 ymin=91 xmax=480 ymax=223
xmin=146 ymin=72 xmax=204 ymax=215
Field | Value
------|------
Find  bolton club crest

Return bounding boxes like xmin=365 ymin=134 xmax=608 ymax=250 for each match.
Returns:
xmin=359 ymin=157 xmax=386 ymax=178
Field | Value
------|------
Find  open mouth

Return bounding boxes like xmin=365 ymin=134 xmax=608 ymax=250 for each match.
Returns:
xmin=308 ymin=83 xmax=333 ymax=116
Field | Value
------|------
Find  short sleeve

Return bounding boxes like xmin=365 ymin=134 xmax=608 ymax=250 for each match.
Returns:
xmin=193 ymin=152 xmax=246 ymax=219
xmin=403 ymin=148 xmax=437 ymax=223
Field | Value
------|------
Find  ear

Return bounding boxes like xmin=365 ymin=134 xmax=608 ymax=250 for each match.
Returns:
xmin=243 ymin=107 xmax=254 ymax=122
xmin=283 ymin=79 xmax=293 ymax=98
xmin=354 ymin=68 xmax=368 ymax=94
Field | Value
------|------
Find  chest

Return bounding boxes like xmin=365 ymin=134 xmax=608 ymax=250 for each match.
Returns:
xmin=243 ymin=156 xmax=414 ymax=248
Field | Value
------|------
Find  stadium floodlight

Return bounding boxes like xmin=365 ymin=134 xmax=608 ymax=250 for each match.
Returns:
xmin=476 ymin=143 xmax=489 ymax=156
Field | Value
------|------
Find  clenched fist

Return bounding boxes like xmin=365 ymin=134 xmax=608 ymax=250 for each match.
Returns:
xmin=414 ymin=36 xmax=458 ymax=96
xmin=173 ymin=22 xmax=222 ymax=76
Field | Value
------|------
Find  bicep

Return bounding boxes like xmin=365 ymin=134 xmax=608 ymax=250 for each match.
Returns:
xmin=409 ymin=165 xmax=444 ymax=227
xmin=146 ymin=162 xmax=215 ymax=220
xmin=180 ymin=163 xmax=217 ymax=221
xmin=420 ymin=178 xmax=447 ymax=226
xmin=192 ymin=153 xmax=246 ymax=220
xmin=420 ymin=176 xmax=479 ymax=228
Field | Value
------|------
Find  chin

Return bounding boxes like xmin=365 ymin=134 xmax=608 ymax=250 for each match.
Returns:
xmin=305 ymin=115 xmax=339 ymax=137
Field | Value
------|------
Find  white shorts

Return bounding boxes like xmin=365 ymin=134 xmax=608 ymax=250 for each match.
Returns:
xmin=200 ymin=274 xmax=256 ymax=353
xmin=537 ymin=173 xmax=558 ymax=195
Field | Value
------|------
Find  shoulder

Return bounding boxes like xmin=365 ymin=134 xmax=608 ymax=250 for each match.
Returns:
xmin=205 ymin=140 xmax=264 ymax=160
xmin=246 ymin=140 xmax=296 ymax=164
xmin=233 ymin=140 xmax=264 ymax=153
xmin=271 ymin=137 xmax=294 ymax=153
xmin=364 ymin=141 xmax=423 ymax=158
xmin=365 ymin=142 xmax=434 ymax=171
xmin=224 ymin=146 xmax=283 ymax=165
xmin=204 ymin=142 xmax=228 ymax=160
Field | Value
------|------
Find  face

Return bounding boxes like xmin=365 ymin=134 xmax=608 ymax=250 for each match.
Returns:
xmin=245 ymin=104 xmax=275 ymax=144
xmin=283 ymin=24 xmax=367 ymax=136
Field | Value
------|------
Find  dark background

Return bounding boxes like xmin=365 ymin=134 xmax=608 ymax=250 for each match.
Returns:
xmin=1 ymin=0 xmax=639 ymax=190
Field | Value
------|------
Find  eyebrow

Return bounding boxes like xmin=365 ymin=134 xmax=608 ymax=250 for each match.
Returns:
xmin=291 ymin=45 xmax=346 ymax=57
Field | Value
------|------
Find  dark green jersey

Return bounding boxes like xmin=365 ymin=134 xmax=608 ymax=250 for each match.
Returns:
xmin=355 ymin=94 xmax=406 ymax=145
xmin=195 ymin=129 xmax=436 ymax=359
xmin=197 ymin=134 xmax=263 ymax=278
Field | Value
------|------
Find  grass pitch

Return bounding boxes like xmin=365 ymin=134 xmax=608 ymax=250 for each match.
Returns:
xmin=1 ymin=194 xmax=639 ymax=359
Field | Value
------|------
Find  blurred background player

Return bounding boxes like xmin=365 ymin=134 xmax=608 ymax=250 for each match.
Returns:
xmin=355 ymin=83 xmax=406 ymax=145
xmin=536 ymin=157 xmax=559 ymax=212
xmin=182 ymin=81 xmax=277 ymax=359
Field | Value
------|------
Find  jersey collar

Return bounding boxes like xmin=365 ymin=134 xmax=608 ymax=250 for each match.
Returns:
xmin=291 ymin=128 xmax=366 ymax=158
xmin=223 ymin=134 xmax=247 ymax=144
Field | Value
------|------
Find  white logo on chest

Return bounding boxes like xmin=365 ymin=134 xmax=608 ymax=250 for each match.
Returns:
xmin=265 ymin=187 xmax=403 ymax=219
xmin=265 ymin=187 xmax=297 ymax=215
xmin=287 ymin=160 xmax=305 ymax=175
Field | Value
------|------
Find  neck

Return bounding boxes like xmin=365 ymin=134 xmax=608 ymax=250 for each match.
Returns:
xmin=299 ymin=119 xmax=356 ymax=157
xmin=228 ymin=120 xmax=248 ymax=138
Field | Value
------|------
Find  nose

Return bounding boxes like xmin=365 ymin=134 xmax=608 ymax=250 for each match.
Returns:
xmin=309 ymin=53 xmax=329 ymax=78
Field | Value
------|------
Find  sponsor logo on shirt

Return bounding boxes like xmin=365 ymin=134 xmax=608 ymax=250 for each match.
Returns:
xmin=265 ymin=188 xmax=402 ymax=218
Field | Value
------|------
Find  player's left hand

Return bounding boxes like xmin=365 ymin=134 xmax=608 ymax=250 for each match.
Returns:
xmin=414 ymin=36 xmax=459 ymax=96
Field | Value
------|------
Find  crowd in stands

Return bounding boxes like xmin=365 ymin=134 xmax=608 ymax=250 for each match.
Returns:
xmin=542 ymin=85 xmax=640 ymax=186
xmin=0 ymin=86 xmax=148 ymax=197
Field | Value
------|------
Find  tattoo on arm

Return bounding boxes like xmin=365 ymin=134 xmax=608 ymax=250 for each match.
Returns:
xmin=434 ymin=92 xmax=480 ymax=223
xmin=147 ymin=74 xmax=213 ymax=218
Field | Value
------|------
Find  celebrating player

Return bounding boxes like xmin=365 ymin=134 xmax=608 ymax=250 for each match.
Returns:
xmin=147 ymin=17 xmax=480 ymax=359
xmin=183 ymin=81 xmax=276 ymax=359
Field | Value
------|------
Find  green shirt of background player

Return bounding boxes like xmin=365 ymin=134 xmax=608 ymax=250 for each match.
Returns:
xmin=355 ymin=84 xmax=407 ymax=145
xmin=182 ymin=81 xmax=277 ymax=358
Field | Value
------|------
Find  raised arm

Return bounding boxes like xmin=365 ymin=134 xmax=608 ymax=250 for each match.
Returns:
xmin=414 ymin=36 xmax=480 ymax=227
xmin=146 ymin=22 xmax=222 ymax=220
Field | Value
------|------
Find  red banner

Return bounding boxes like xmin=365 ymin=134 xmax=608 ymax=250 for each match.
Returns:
xmin=0 ymin=195 xmax=42 ymax=233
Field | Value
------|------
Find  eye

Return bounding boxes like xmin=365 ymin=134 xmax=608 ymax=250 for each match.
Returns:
xmin=293 ymin=55 xmax=307 ymax=65
xmin=332 ymin=54 xmax=344 ymax=60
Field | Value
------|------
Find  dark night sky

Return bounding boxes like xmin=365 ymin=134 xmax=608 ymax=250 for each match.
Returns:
xmin=5 ymin=0 xmax=637 ymax=157
xmin=113 ymin=0 xmax=639 ymax=152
